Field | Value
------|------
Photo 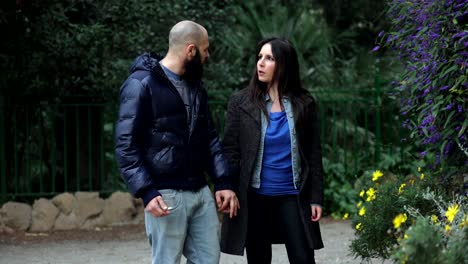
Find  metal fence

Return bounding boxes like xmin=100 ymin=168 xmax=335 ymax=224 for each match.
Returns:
xmin=0 ymin=97 xmax=120 ymax=203
xmin=0 ymin=87 xmax=405 ymax=203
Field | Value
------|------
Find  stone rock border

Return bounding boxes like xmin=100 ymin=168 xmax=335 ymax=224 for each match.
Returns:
xmin=0 ymin=191 xmax=144 ymax=233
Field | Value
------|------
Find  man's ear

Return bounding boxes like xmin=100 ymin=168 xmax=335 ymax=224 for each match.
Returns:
xmin=186 ymin=44 xmax=197 ymax=58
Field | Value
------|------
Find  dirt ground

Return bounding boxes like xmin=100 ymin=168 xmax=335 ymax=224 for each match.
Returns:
xmin=0 ymin=218 xmax=390 ymax=264
xmin=0 ymin=224 xmax=146 ymax=245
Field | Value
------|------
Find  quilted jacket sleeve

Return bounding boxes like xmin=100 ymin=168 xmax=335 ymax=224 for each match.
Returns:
xmin=114 ymin=78 xmax=159 ymax=204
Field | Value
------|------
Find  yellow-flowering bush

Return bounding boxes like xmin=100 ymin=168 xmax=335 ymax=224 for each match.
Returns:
xmin=392 ymin=193 xmax=467 ymax=264
xmin=350 ymin=169 xmax=437 ymax=259
xmin=350 ymin=168 xmax=467 ymax=263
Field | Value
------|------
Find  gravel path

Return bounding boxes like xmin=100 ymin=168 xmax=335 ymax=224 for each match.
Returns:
xmin=0 ymin=219 xmax=389 ymax=264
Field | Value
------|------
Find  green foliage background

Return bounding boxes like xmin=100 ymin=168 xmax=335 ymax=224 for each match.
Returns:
xmin=1 ymin=0 xmax=234 ymax=97
xmin=1 ymin=0 xmax=406 ymax=217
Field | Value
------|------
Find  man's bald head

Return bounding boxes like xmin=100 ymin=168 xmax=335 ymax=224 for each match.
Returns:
xmin=168 ymin=20 xmax=207 ymax=51
xmin=161 ymin=20 xmax=210 ymax=79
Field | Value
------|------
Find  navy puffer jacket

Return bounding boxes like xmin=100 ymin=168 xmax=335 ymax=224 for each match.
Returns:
xmin=115 ymin=53 xmax=232 ymax=206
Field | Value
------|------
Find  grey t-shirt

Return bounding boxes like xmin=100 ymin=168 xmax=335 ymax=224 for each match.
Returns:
xmin=160 ymin=63 xmax=195 ymax=129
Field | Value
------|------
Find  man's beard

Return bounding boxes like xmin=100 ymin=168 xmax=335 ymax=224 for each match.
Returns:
xmin=183 ymin=48 xmax=204 ymax=81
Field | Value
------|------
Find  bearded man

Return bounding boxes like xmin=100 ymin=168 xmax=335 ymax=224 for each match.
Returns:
xmin=115 ymin=20 xmax=239 ymax=264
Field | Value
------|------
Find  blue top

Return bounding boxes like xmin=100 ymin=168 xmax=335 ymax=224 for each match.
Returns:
xmin=256 ymin=111 xmax=299 ymax=196
xmin=251 ymin=96 xmax=302 ymax=190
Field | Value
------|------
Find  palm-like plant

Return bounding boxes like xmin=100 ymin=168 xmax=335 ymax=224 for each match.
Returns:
xmin=216 ymin=1 xmax=334 ymax=90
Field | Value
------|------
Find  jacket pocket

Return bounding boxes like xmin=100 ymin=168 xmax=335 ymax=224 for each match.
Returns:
xmin=150 ymin=146 xmax=183 ymax=174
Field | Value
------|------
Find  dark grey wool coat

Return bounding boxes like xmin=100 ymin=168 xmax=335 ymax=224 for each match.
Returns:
xmin=220 ymin=88 xmax=325 ymax=255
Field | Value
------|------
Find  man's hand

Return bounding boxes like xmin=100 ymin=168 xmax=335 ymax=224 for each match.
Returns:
xmin=145 ymin=195 xmax=171 ymax=218
xmin=311 ymin=205 xmax=322 ymax=222
xmin=215 ymin=190 xmax=240 ymax=218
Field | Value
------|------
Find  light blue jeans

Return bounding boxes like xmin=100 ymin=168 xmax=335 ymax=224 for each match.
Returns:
xmin=144 ymin=185 xmax=220 ymax=264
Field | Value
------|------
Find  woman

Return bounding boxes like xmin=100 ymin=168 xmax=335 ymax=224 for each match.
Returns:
xmin=220 ymin=37 xmax=324 ymax=264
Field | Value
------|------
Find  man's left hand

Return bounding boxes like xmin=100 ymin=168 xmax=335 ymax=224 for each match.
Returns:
xmin=215 ymin=190 xmax=240 ymax=219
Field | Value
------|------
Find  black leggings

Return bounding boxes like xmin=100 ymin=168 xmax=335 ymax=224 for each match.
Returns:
xmin=246 ymin=191 xmax=315 ymax=264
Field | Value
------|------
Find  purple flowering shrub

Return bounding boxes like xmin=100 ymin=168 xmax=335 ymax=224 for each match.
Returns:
xmin=377 ymin=0 xmax=467 ymax=174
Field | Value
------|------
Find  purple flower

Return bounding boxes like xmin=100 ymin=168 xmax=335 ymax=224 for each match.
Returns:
xmin=402 ymin=119 xmax=411 ymax=129
xmin=444 ymin=141 xmax=454 ymax=155
xmin=452 ymin=31 xmax=468 ymax=39
xmin=445 ymin=0 xmax=455 ymax=7
xmin=421 ymin=114 xmax=435 ymax=126
xmin=454 ymin=3 xmax=467 ymax=10
xmin=378 ymin=31 xmax=385 ymax=37
xmin=420 ymin=151 xmax=427 ymax=157
xmin=371 ymin=46 xmax=380 ymax=52
xmin=384 ymin=0 xmax=467 ymax=168
xmin=422 ymin=88 xmax=430 ymax=97
xmin=440 ymin=85 xmax=450 ymax=91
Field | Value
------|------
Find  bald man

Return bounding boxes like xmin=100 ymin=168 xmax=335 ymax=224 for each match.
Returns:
xmin=115 ymin=20 xmax=239 ymax=264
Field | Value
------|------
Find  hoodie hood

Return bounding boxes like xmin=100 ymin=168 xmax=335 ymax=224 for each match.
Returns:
xmin=129 ymin=52 xmax=164 ymax=74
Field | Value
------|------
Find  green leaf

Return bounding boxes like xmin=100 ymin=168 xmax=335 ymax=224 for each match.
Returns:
xmin=458 ymin=120 xmax=467 ymax=137
xmin=441 ymin=65 xmax=458 ymax=77
xmin=443 ymin=111 xmax=456 ymax=129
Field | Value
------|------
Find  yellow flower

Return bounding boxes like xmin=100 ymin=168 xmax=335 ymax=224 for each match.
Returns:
xmin=431 ymin=215 xmax=439 ymax=224
xmin=398 ymin=183 xmax=406 ymax=194
xmin=393 ymin=213 xmax=407 ymax=229
xmin=420 ymin=173 xmax=425 ymax=180
xmin=366 ymin=187 xmax=377 ymax=202
xmin=359 ymin=190 xmax=365 ymax=197
xmin=460 ymin=215 xmax=468 ymax=228
xmin=357 ymin=201 xmax=363 ymax=208
xmin=404 ymin=233 xmax=409 ymax=240
xmin=372 ymin=170 xmax=384 ymax=181
xmin=359 ymin=206 xmax=366 ymax=216
xmin=356 ymin=222 xmax=362 ymax=230
xmin=445 ymin=224 xmax=451 ymax=231
xmin=418 ymin=167 xmax=421 ymax=172
xmin=445 ymin=204 xmax=460 ymax=223
xmin=343 ymin=213 xmax=349 ymax=220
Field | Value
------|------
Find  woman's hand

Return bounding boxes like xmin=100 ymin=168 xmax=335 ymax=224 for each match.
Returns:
xmin=311 ymin=205 xmax=322 ymax=222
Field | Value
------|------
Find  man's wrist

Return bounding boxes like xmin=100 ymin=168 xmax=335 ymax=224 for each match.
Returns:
xmin=141 ymin=188 xmax=161 ymax=207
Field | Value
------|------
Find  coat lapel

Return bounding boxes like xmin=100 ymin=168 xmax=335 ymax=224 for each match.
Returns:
xmin=238 ymin=99 xmax=261 ymax=185
xmin=239 ymin=99 xmax=261 ymax=127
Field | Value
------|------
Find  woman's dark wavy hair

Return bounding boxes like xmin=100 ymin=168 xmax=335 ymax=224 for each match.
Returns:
xmin=248 ymin=37 xmax=311 ymax=120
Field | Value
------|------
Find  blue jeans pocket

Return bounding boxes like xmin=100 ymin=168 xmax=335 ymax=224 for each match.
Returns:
xmin=158 ymin=189 xmax=181 ymax=211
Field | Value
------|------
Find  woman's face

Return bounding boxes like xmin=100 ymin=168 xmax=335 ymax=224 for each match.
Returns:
xmin=257 ymin=43 xmax=276 ymax=85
